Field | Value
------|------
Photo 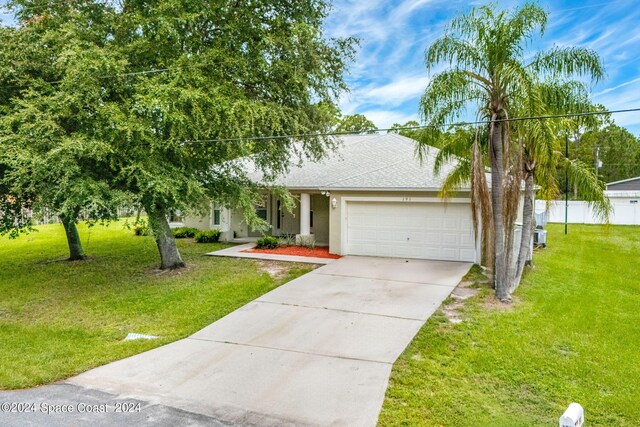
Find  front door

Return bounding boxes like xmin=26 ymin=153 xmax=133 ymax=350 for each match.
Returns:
xmin=248 ymin=197 xmax=270 ymax=237
xmin=274 ymin=198 xmax=300 ymax=237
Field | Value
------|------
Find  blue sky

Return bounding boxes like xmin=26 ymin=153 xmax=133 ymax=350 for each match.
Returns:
xmin=2 ymin=1 xmax=639 ymax=134
xmin=325 ymin=0 xmax=640 ymax=134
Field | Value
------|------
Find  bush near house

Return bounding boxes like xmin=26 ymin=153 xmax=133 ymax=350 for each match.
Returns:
xmin=172 ymin=227 xmax=199 ymax=238
xmin=256 ymin=236 xmax=279 ymax=249
xmin=133 ymin=221 xmax=150 ymax=236
xmin=194 ymin=229 xmax=221 ymax=243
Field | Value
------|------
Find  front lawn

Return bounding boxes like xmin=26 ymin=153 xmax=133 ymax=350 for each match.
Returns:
xmin=0 ymin=221 xmax=312 ymax=390
xmin=379 ymin=224 xmax=640 ymax=426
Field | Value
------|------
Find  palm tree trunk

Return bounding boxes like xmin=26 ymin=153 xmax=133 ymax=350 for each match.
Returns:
xmin=512 ymin=172 xmax=535 ymax=290
xmin=490 ymin=117 xmax=509 ymax=300
xmin=60 ymin=215 xmax=86 ymax=261
xmin=146 ymin=202 xmax=185 ymax=270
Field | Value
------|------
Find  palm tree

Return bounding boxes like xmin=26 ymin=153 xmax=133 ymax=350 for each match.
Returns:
xmin=419 ymin=2 xmax=605 ymax=300
xmin=509 ymin=81 xmax=612 ymax=290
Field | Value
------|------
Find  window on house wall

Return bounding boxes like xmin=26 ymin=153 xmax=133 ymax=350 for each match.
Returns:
xmin=277 ymin=200 xmax=281 ymax=229
xmin=213 ymin=203 xmax=221 ymax=226
xmin=310 ymin=210 xmax=314 ymax=228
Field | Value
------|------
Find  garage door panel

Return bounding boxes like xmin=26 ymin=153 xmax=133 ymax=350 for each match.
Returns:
xmin=424 ymin=232 xmax=442 ymax=243
xmin=460 ymin=248 xmax=476 ymax=261
xmin=441 ymin=233 xmax=459 ymax=245
xmin=443 ymin=217 xmax=460 ymax=231
xmin=427 ymin=217 xmax=444 ymax=229
xmin=439 ymin=248 xmax=459 ymax=260
xmin=345 ymin=201 xmax=475 ymax=262
xmin=461 ymin=234 xmax=475 ymax=246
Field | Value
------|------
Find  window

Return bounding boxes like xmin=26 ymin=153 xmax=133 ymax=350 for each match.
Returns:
xmin=213 ymin=203 xmax=221 ymax=226
xmin=277 ymin=200 xmax=281 ymax=229
xmin=310 ymin=210 xmax=314 ymax=228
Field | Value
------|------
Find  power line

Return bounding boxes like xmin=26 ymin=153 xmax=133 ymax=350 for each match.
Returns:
xmin=185 ymin=108 xmax=640 ymax=144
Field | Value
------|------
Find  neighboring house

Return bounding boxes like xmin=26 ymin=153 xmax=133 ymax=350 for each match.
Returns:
xmin=606 ymin=176 xmax=640 ymax=192
xmin=536 ymin=176 xmax=640 ymax=225
xmin=604 ymin=176 xmax=640 ymax=224
xmin=185 ymin=134 xmax=512 ymax=263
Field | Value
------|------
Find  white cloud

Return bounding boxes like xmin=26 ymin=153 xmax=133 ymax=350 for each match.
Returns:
xmin=360 ymin=75 xmax=430 ymax=106
xmin=391 ymin=0 xmax=440 ymax=20
xmin=595 ymin=77 xmax=640 ymax=97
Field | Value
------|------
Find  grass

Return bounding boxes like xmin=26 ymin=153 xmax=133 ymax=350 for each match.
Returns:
xmin=379 ymin=224 xmax=640 ymax=426
xmin=0 ymin=220 xmax=312 ymax=390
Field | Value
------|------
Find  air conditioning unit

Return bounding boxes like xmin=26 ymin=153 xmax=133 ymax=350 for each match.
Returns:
xmin=534 ymin=229 xmax=547 ymax=247
xmin=535 ymin=211 xmax=548 ymax=227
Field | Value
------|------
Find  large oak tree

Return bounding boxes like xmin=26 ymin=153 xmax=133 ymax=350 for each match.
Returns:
xmin=1 ymin=1 xmax=128 ymax=260
xmin=1 ymin=1 xmax=355 ymax=269
xmin=106 ymin=0 xmax=356 ymax=269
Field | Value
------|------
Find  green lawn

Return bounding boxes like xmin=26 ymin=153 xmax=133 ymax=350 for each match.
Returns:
xmin=379 ymin=224 xmax=640 ymax=426
xmin=0 ymin=221 xmax=312 ymax=390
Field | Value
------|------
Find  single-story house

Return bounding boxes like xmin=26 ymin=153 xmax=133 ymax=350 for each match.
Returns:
xmin=606 ymin=176 xmax=640 ymax=192
xmin=184 ymin=134 xmax=512 ymax=263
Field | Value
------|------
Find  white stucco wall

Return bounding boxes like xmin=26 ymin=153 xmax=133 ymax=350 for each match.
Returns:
xmin=182 ymin=205 xmax=233 ymax=240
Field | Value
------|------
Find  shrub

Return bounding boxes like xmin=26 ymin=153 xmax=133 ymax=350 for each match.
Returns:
xmin=279 ymin=233 xmax=295 ymax=246
xmin=133 ymin=221 xmax=150 ymax=236
xmin=172 ymin=227 xmax=199 ymax=238
xmin=256 ymin=236 xmax=279 ymax=249
xmin=297 ymin=235 xmax=316 ymax=248
xmin=194 ymin=229 xmax=221 ymax=243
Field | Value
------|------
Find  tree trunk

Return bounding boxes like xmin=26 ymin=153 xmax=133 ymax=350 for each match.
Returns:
xmin=60 ymin=216 xmax=86 ymax=261
xmin=146 ymin=203 xmax=185 ymax=270
xmin=490 ymin=118 xmax=509 ymax=301
xmin=512 ymin=172 xmax=535 ymax=291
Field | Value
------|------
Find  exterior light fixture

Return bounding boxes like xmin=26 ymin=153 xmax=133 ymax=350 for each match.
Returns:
xmin=331 ymin=198 xmax=337 ymax=209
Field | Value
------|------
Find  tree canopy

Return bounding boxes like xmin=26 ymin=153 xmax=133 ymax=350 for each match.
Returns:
xmin=335 ymin=113 xmax=377 ymax=134
xmin=0 ymin=0 xmax=356 ymax=268
xmin=574 ymin=123 xmax=640 ymax=186
xmin=0 ymin=2 xmax=128 ymax=258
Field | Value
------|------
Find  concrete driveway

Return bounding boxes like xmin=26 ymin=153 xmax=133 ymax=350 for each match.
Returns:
xmin=61 ymin=256 xmax=470 ymax=426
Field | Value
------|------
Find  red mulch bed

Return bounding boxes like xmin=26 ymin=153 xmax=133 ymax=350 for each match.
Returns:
xmin=242 ymin=245 xmax=342 ymax=259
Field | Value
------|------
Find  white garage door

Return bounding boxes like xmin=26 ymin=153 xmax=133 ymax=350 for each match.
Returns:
xmin=345 ymin=201 xmax=476 ymax=262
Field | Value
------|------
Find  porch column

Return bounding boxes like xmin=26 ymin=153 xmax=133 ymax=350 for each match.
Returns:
xmin=299 ymin=193 xmax=311 ymax=235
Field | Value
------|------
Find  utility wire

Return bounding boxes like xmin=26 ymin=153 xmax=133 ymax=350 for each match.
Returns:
xmin=185 ymin=108 xmax=640 ymax=144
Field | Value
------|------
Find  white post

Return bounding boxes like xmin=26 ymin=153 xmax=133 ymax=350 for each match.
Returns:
xmin=299 ymin=193 xmax=311 ymax=235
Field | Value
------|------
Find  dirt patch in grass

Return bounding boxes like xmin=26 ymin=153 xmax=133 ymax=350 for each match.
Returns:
xmin=440 ymin=265 xmax=517 ymax=323
xmin=256 ymin=261 xmax=293 ymax=279
xmin=255 ymin=260 xmax=321 ymax=280
xmin=483 ymin=293 xmax=518 ymax=311
xmin=442 ymin=280 xmax=481 ymax=323
xmin=243 ymin=245 xmax=342 ymax=259
xmin=148 ymin=263 xmax=195 ymax=277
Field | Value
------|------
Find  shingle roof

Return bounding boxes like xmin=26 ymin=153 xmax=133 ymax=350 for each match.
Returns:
xmin=248 ymin=133 xmax=475 ymax=191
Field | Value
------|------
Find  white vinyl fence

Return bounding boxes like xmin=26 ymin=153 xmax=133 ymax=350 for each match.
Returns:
xmin=536 ymin=192 xmax=640 ymax=225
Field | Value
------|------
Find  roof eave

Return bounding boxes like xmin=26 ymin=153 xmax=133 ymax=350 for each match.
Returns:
xmin=606 ymin=176 xmax=640 ymax=186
